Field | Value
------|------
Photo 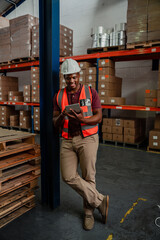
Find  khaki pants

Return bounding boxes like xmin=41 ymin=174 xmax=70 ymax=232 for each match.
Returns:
xmin=60 ymin=134 xmax=104 ymax=215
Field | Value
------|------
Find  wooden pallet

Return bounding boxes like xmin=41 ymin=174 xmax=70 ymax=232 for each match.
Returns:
xmin=0 ymin=61 xmax=11 ymax=66
xmin=102 ymin=139 xmax=145 ymax=149
xmin=87 ymin=45 xmax=126 ymax=54
xmin=0 ymin=164 xmax=40 ymax=192
xmin=147 ymin=146 xmax=160 ymax=154
xmin=0 ymin=128 xmax=37 ymax=158
xmin=0 ymin=152 xmax=40 ymax=177
xmin=0 ymin=174 xmax=39 ymax=196
xmin=11 ymin=57 xmax=32 ymax=64
xmin=127 ymin=40 xmax=160 ymax=49
xmin=0 ymin=191 xmax=35 ymax=228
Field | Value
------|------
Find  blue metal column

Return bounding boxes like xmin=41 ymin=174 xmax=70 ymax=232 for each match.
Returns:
xmin=39 ymin=0 xmax=60 ymax=208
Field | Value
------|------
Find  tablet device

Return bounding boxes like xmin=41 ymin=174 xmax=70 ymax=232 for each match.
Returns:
xmin=65 ymin=103 xmax=81 ymax=114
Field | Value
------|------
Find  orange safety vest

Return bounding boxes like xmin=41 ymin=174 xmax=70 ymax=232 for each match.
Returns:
xmin=57 ymin=85 xmax=98 ymax=139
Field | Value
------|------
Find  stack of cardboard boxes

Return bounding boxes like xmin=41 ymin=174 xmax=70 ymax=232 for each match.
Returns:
xmin=98 ymin=59 xmax=125 ymax=105
xmin=149 ymin=114 xmax=160 ymax=150
xmin=158 ymin=68 xmax=160 ymax=107
xmin=10 ymin=14 xmax=38 ymax=60
xmin=102 ymin=117 xmax=145 ymax=144
xmin=31 ymin=67 xmax=40 ymax=103
xmin=127 ymin=0 xmax=148 ymax=44
xmin=123 ymin=119 xmax=145 ymax=144
xmin=0 ymin=16 xmax=10 ymax=63
xmin=23 ymin=85 xmax=32 ymax=103
xmin=0 ymin=76 xmax=18 ymax=101
xmin=127 ymin=0 xmax=160 ymax=44
xmin=85 ymin=65 xmax=97 ymax=89
xmin=19 ymin=110 xmax=31 ymax=129
xmin=148 ymin=0 xmax=160 ymax=41
xmin=8 ymin=91 xmax=24 ymax=102
xmin=0 ymin=106 xmax=16 ymax=126
xmin=79 ymin=62 xmax=93 ymax=86
xmin=60 ymin=25 xmax=73 ymax=57
xmin=145 ymin=89 xmax=157 ymax=107
xmin=34 ymin=107 xmax=40 ymax=131
xmin=10 ymin=114 xmax=19 ymax=127
xmin=32 ymin=25 xmax=39 ymax=58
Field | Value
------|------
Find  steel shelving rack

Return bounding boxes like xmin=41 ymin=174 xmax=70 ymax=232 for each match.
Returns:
xmin=0 ymin=46 xmax=160 ymax=133
xmin=0 ymin=60 xmax=40 ymax=133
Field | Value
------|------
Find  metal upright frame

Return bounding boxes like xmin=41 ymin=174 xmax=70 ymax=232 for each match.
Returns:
xmin=39 ymin=0 xmax=60 ymax=209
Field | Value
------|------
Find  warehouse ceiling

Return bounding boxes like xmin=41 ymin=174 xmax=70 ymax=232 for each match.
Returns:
xmin=0 ymin=0 xmax=22 ymax=16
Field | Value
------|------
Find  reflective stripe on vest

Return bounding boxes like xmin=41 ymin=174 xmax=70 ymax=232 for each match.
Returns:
xmin=57 ymin=85 xmax=98 ymax=138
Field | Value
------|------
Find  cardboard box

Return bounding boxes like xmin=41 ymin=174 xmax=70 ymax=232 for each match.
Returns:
xmin=102 ymin=133 xmax=113 ymax=141
xmin=24 ymin=90 xmax=31 ymax=97
xmin=98 ymin=59 xmax=115 ymax=68
xmin=102 ymin=125 xmax=112 ymax=133
xmin=98 ymin=75 xmax=122 ymax=84
xmin=145 ymin=97 xmax=157 ymax=107
xmin=0 ymin=96 xmax=8 ymax=101
xmin=124 ymin=127 xmax=140 ymax=136
xmin=20 ymin=110 xmax=31 ymax=117
xmin=8 ymin=91 xmax=23 ymax=97
xmin=112 ymin=126 xmax=123 ymax=135
xmin=34 ymin=124 xmax=40 ymax=131
xmin=124 ymin=135 xmax=140 ymax=144
xmin=145 ymin=89 xmax=157 ymax=98
xmin=24 ymin=85 xmax=31 ymax=91
xmin=86 ymin=75 xmax=96 ymax=82
xmin=10 ymin=115 xmax=19 ymax=121
xmin=0 ymin=16 xmax=10 ymax=28
xmin=100 ymin=97 xmax=125 ymax=105
xmin=86 ymin=67 xmax=96 ymax=75
xmin=103 ymin=118 xmax=113 ymax=126
xmin=113 ymin=134 xmax=123 ymax=142
xmin=31 ymin=67 xmax=39 ymax=74
xmin=112 ymin=119 xmax=124 ymax=127
xmin=99 ymin=67 xmax=115 ymax=76
xmin=34 ymin=107 xmax=40 ymax=114
xmin=99 ymin=89 xmax=121 ymax=97
xmin=154 ymin=114 xmax=160 ymax=130
xmin=10 ymin=119 xmax=19 ymax=127
xmin=32 ymin=79 xmax=39 ymax=85
xmin=79 ymin=76 xmax=86 ymax=84
xmin=13 ymin=96 xmax=24 ymax=102
xmin=32 ymin=97 xmax=40 ymax=103
xmin=98 ymin=81 xmax=122 ymax=90
xmin=157 ymin=90 xmax=160 ymax=107
xmin=123 ymin=119 xmax=140 ymax=128
xmin=149 ymin=130 xmax=160 ymax=149
xmin=79 ymin=70 xmax=86 ymax=77
xmin=79 ymin=62 xmax=93 ymax=69
xmin=24 ymin=96 xmax=31 ymax=102
xmin=32 ymin=85 xmax=40 ymax=91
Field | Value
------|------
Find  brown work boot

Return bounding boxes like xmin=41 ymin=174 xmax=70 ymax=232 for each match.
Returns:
xmin=98 ymin=195 xmax=109 ymax=224
xmin=83 ymin=214 xmax=94 ymax=230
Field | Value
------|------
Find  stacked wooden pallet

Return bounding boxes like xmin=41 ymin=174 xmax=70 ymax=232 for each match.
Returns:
xmin=0 ymin=128 xmax=40 ymax=228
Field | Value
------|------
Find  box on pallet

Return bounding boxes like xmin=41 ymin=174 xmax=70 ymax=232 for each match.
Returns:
xmin=98 ymin=59 xmax=115 ymax=68
xmin=99 ymin=67 xmax=115 ymax=76
xmin=149 ymin=130 xmax=160 ymax=149
xmin=112 ymin=118 xmax=124 ymax=127
xmin=154 ymin=114 xmax=160 ymax=129
xmin=103 ymin=118 xmax=113 ymax=126
xmin=103 ymin=133 xmax=113 ymax=141
xmin=102 ymin=125 xmax=112 ymax=133
xmin=145 ymin=89 xmax=157 ymax=98
xmin=79 ymin=62 xmax=93 ymax=69
xmin=100 ymin=97 xmax=125 ymax=105
xmin=145 ymin=98 xmax=157 ymax=107
xmin=113 ymin=134 xmax=123 ymax=142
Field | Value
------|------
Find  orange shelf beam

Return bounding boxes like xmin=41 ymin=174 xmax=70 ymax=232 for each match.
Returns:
xmin=0 ymin=60 xmax=39 ymax=71
xmin=101 ymin=105 xmax=160 ymax=112
xmin=0 ymin=101 xmax=40 ymax=106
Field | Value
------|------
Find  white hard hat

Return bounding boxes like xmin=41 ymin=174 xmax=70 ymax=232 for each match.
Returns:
xmin=61 ymin=59 xmax=81 ymax=75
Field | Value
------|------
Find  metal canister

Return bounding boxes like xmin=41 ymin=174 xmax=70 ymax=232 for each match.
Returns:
xmin=115 ymin=23 xmax=126 ymax=32
xmin=91 ymin=34 xmax=98 ymax=48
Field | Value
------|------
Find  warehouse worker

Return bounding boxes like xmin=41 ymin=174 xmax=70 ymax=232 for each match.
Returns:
xmin=53 ymin=59 xmax=109 ymax=231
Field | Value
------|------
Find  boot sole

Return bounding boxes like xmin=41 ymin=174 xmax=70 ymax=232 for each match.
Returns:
xmin=105 ymin=195 xmax=109 ymax=224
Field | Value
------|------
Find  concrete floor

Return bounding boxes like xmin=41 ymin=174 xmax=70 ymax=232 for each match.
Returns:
xmin=1 ymin=144 xmax=160 ymax=240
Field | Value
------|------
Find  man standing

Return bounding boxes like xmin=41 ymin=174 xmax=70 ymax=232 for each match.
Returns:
xmin=53 ymin=59 xmax=109 ymax=230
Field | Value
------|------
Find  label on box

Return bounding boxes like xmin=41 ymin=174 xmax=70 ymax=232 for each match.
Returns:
xmin=101 ymin=84 xmax=105 ymax=88
xmin=153 ymin=142 xmax=158 ymax=146
xmin=101 ymin=61 xmax=105 ymax=65
xmin=101 ymin=92 xmax=105 ymax=95
xmin=89 ymin=76 xmax=92 ymax=80
xmin=111 ymin=99 xmax=115 ymax=103
xmin=115 ymin=119 xmax=121 ymax=126
xmin=153 ymin=136 xmax=158 ymax=140
xmin=101 ymin=100 xmax=104 ymax=103
xmin=89 ymin=69 xmax=93 ymax=73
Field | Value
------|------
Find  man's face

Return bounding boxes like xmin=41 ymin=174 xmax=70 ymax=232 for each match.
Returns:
xmin=64 ymin=73 xmax=80 ymax=91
